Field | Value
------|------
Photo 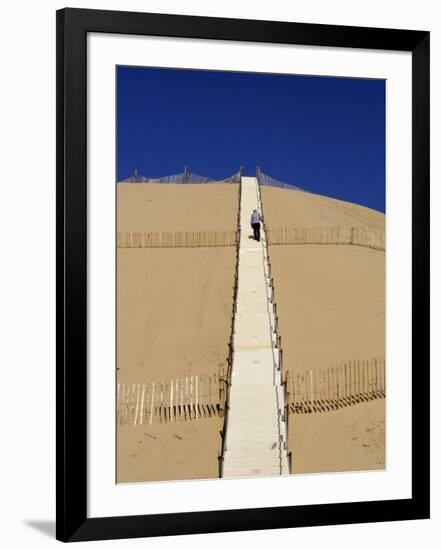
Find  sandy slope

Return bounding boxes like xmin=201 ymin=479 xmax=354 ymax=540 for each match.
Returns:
xmin=117 ymin=183 xmax=385 ymax=480
xmin=117 ymin=248 xmax=235 ymax=383
xmin=117 ymin=418 xmax=222 ymax=483
xmin=270 ymin=245 xmax=385 ymax=370
xmin=117 ymin=183 xmax=238 ymax=231
xmin=261 ymin=187 xmax=385 ymax=229
xmin=117 ymin=185 xmax=237 ymax=483
xmin=261 ymin=187 xmax=385 ymax=473
xmin=290 ymin=399 xmax=385 ymax=473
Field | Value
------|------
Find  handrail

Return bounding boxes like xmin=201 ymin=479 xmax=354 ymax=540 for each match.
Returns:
xmin=256 ymin=166 xmax=306 ymax=192
xmin=256 ymin=175 xmax=289 ymax=474
xmin=218 ymin=176 xmax=242 ymax=477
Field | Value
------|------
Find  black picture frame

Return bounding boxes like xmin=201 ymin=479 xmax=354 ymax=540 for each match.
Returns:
xmin=56 ymin=8 xmax=430 ymax=543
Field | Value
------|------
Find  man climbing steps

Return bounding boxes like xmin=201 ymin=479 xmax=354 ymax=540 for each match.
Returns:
xmin=250 ymin=208 xmax=262 ymax=241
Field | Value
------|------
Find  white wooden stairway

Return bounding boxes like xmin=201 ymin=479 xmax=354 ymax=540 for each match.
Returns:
xmin=222 ymin=176 xmax=290 ymax=478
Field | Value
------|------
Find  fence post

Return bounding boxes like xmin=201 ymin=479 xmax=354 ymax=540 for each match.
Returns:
xmin=284 ymin=370 xmax=290 ymax=403
xmin=170 ymin=380 xmax=174 ymax=423
xmin=219 ymin=368 xmax=224 ymax=417
xmin=195 ymin=375 xmax=199 ymax=419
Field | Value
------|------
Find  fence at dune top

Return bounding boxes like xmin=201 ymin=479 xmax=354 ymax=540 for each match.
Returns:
xmin=120 ymin=166 xmax=243 ymax=184
xmin=266 ymin=226 xmax=385 ymax=251
xmin=117 ymin=370 xmax=230 ymax=426
xmin=256 ymin=166 xmax=306 ymax=192
xmin=117 ymin=230 xmax=239 ymax=249
xmin=283 ymin=357 xmax=385 ymax=415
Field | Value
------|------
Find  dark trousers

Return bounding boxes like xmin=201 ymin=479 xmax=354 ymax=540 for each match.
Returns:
xmin=252 ymin=223 xmax=260 ymax=241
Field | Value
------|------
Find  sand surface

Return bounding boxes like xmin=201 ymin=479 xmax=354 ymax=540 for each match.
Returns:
xmin=290 ymin=399 xmax=385 ymax=474
xmin=261 ymin=187 xmax=385 ymax=229
xmin=117 ymin=248 xmax=235 ymax=384
xmin=117 ymin=183 xmax=238 ymax=232
xmin=117 ymin=183 xmax=386 ymax=480
xmin=117 ymin=418 xmax=222 ymax=483
xmin=117 ymin=185 xmax=238 ymax=483
xmin=262 ymin=187 xmax=385 ymax=472
xmin=270 ymin=245 xmax=385 ymax=370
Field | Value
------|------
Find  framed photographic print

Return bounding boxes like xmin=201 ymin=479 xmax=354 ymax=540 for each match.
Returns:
xmin=56 ymin=8 xmax=430 ymax=542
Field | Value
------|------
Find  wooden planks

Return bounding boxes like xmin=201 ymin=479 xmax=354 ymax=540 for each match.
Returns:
xmin=117 ymin=372 xmax=223 ymax=426
xmin=117 ymin=358 xmax=386 ymax=425
xmin=117 ymin=230 xmax=239 ymax=249
xmin=266 ymin=226 xmax=385 ymax=251
xmin=284 ymin=357 xmax=386 ymax=414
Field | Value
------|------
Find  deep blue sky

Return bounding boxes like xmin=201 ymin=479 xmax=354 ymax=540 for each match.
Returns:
xmin=117 ymin=66 xmax=385 ymax=213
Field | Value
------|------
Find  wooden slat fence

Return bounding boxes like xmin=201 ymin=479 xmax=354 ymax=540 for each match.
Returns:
xmin=283 ymin=357 xmax=385 ymax=414
xmin=117 ymin=230 xmax=238 ymax=249
xmin=117 ymin=371 xmax=230 ymax=426
xmin=118 ymin=358 xmax=385 ymax=425
xmin=267 ymin=226 xmax=385 ymax=251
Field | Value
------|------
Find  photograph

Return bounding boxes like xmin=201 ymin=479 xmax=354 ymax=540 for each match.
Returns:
xmin=0 ymin=0 xmax=433 ymax=546
xmin=115 ymin=66 xmax=386 ymax=484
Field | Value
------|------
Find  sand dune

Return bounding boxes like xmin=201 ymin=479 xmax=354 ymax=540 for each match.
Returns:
xmin=261 ymin=187 xmax=385 ymax=229
xmin=117 ymin=184 xmax=238 ymax=483
xmin=117 ymin=183 xmax=238 ymax=232
xmin=290 ymin=399 xmax=385 ymax=473
xmin=261 ymin=187 xmax=385 ymax=473
xmin=117 ymin=418 xmax=222 ymax=483
xmin=270 ymin=245 xmax=385 ymax=370
xmin=117 ymin=248 xmax=236 ymax=383
xmin=117 ymin=182 xmax=386 ymax=480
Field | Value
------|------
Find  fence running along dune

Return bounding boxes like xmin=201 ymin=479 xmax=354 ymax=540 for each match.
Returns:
xmin=256 ymin=166 xmax=306 ymax=192
xmin=266 ymin=226 xmax=385 ymax=251
xmin=120 ymin=167 xmax=243 ymax=184
xmin=117 ymin=369 xmax=229 ymax=426
xmin=117 ymin=357 xmax=385 ymax=426
xmin=117 ymin=230 xmax=239 ymax=249
xmin=283 ymin=357 xmax=385 ymax=415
